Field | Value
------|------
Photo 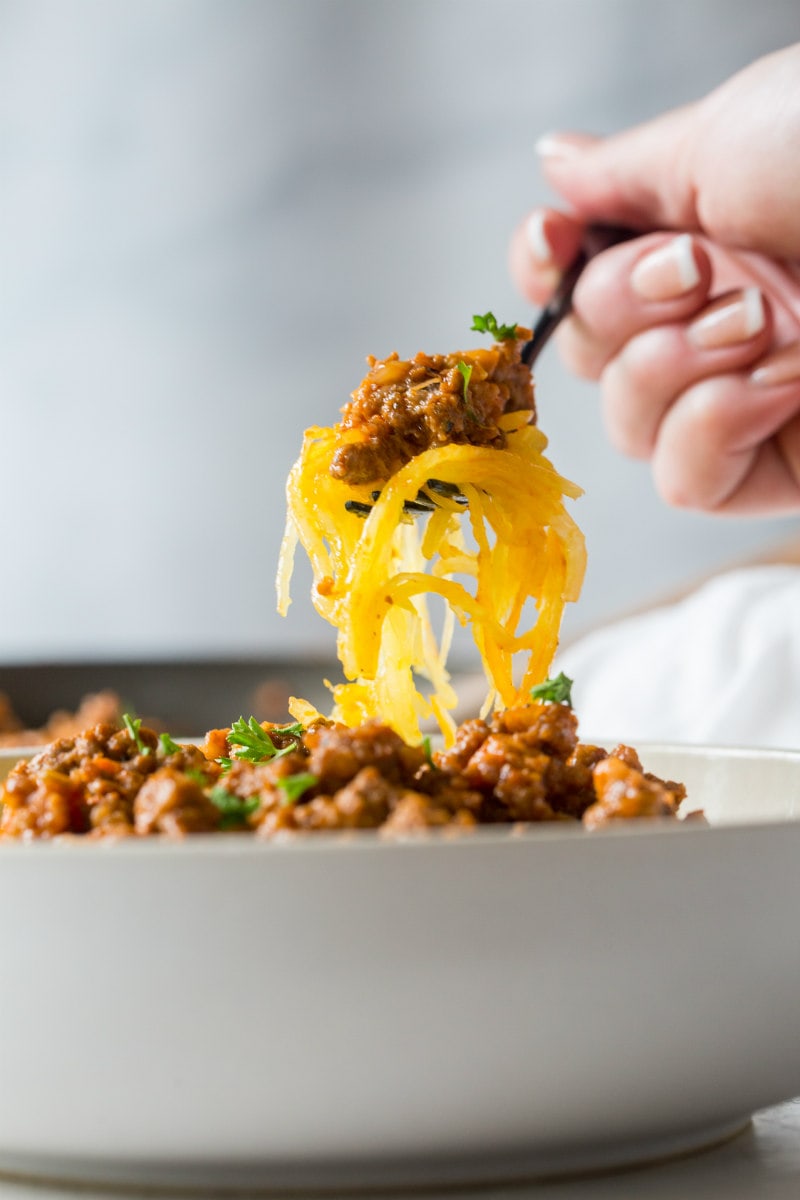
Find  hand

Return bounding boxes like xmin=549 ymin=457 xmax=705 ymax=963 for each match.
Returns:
xmin=509 ymin=44 xmax=800 ymax=515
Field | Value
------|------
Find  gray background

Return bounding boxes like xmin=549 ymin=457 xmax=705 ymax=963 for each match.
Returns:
xmin=1 ymin=0 xmax=798 ymax=667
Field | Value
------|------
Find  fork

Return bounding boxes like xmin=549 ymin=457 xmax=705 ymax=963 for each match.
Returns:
xmin=519 ymin=223 xmax=635 ymax=368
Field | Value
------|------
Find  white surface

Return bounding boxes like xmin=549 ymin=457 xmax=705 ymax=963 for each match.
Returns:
xmin=0 ymin=744 xmax=799 ymax=1190
xmin=557 ymin=565 xmax=800 ymax=749
xmin=0 ymin=1 xmax=799 ymax=662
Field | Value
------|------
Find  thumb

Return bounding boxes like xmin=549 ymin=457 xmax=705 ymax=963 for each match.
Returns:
xmin=536 ymin=105 xmax=701 ymax=236
xmin=538 ymin=44 xmax=800 ymax=261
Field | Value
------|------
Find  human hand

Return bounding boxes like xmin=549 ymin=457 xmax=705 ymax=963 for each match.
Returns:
xmin=509 ymin=44 xmax=800 ymax=515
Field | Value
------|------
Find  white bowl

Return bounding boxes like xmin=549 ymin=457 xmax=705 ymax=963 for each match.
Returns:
xmin=0 ymin=743 xmax=799 ymax=1190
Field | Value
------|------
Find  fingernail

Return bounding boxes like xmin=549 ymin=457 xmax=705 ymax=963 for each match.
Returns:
xmin=630 ymin=235 xmax=700 ymax=301
xmin=751 ymin=341 xmax=800 ymax=386
xmin=687 ymin=287 xmax=765 ymax=350
xmin=535 ymin=131 xmax=590 ymax=161
xmin=525 ymin=210 xmax=554 ymax=264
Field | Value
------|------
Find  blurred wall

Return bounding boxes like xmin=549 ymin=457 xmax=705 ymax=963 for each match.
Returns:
xmin=1 ymin=0 xmax=798 ymax=664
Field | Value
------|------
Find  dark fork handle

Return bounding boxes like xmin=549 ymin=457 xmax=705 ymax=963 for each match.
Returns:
xmin=520 ymin=223 xmax=637 ymax=369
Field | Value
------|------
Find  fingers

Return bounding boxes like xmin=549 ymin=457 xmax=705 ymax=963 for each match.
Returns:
xmin=532 ymin=45 xmax=800 ymax=260
xmin=554 ymin=232 xmax=713 ymax=379
xmin=650 ymin=347 xmax=800 ymax=513
xmin=535 ymin=106 xmax=701 ymax=233
xmin=600 ymin=288 xmax=774 ymax=461
xmin=508 ymin=207 xmax=585 ymax=305
xmin=508 ymin=203 xmax=800 ymax=515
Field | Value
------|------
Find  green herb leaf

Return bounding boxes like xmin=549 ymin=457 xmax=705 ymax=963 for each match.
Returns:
xmin=275 ymin=772 xmax=318 ymax=806
xmin=457 ymin=361 xmax=473 ymax=405
xmin=422 ymin=735 xmax=437 ymax=769
xmin=529 ymin=672 xmax=573 ymax=707
xmin=123 ymin=712 xmax=151 ymax=756
xmin=185 ymin=767 xmax=209 ymax=786
xmin=226 ymin=716 xmax=303 ymax=765
xmin=158 ymin=732 xmax=182 ymax=756
xmin=470 ymin=312 xmax=518 ymax=341
xmin=209 ymin=785 xmax=260 ymax=828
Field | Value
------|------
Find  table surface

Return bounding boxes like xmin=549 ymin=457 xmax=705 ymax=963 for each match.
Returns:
xmin=0 ymin=1099 xmax=797 ymax=1200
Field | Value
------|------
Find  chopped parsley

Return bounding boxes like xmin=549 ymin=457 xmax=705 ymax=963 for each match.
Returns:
xmin=123 ymin=712 xmax=151 ymax=756
xmin=158 ymin=732 xmax=182 ymax=756
xmin=470 ymin=312 xmax=519 ymax=341
xmin=272 ymin=721 xmax=305 ymax=738
xmin=185 ymin=767 xmax=209 ymax=786
xmin=457 ymin=361 xmax=473 ymax=403
xmin=529 ymin=672 xmax=573 ymax=707
xmin=276 ymin=772 xmax=318 ymax=806
xmin=209 ymin=785 xmax=261 ymax=829
xmin=220 ymin=716 xmax=304 ymax=769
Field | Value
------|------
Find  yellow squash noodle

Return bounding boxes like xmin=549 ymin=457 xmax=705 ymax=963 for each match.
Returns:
xmin=277 ymin=413 xmax=585 ymax=745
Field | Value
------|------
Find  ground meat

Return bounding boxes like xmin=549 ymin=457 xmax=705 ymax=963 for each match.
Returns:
xmin=547 ymin=744 xmax=608 ymax=819
xmin=453 ymin=703 xmax=587 ymax=822
xmin=436 ymin=718 xmax=490 ymax=774
xmin=258 ymin=767 xmax=398 ymax=837
xmin=0 ymin=706 xmax=690 ymax=839
xmin=0 ymin=767 xmax=84 ymax=838
xmin=582 ymin=755 xmax=683 ymax=830
xmin=490 ymin=701 xmax=579 ymax=759
xmin=135 ymin=769 xmax=221 ymax=836
xmin=330 ymin=336 xmax=535 ymax=486
xmin=383 ymin=792 xmax=477 ymax=834
xmin=0 ymin=721 xmax=219 ymax=839
xmin=303 ymin=721 xmax=426 ymax=790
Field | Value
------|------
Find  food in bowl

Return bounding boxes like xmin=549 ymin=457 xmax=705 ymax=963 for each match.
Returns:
xmin=0 ymin=690 xmax=689 ymax=839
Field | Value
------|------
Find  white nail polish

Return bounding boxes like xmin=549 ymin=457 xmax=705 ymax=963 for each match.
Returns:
xmin=673 ymin=234 xmax=701 ymax=291
xmin=534 ymin=132 xmax=586 ymax=160
xmin=535 ymin=133 xmax=564 ymax=158
xmin=688 ymin=287 xmax=766 ymax=350
xmin=742 ymin=286 xmax=766 ymax=337
xmin=525 ymin=211 xmax=552 ymax=264
xmin=630 ymin=234 xmax=701 ymax=301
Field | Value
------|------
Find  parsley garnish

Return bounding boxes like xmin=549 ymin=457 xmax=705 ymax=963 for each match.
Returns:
xmin=529 ymin=672 xmax=573 ymax=707
xmin=276 ymin=772 xmax=318 ymax=806
xmin=272 ymin=721 xmax=305 ymax=738
xmin=209 ymin=785 xmax=260 ymax=829
xmin=422 ymin=735 xmax=437 ymax=769
xmin=457 ymin=361 xmax=473 ymax=403
xmin=471 ymin=312 xmax=518 ymax=341
xmin=123 ymin=712 xmax=151 ymax=756
xmin=222 ymin=716 xmax=303 ymax=768
xmin=158 ymin=732 xmax=182 ymax=756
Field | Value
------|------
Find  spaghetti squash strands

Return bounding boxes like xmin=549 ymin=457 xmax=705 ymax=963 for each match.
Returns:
xmin=278 ymin=412 xmax=585 ymax=746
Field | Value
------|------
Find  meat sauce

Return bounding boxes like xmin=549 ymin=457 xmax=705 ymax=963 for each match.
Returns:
xmin=0 ymin=702 xmax=687 ymax=840
xmin=331 ymin=334 xmax=534 ymax=486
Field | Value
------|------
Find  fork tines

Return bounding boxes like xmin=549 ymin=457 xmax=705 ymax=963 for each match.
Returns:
xmin=345 ymin=480 xmax=467 ymax=519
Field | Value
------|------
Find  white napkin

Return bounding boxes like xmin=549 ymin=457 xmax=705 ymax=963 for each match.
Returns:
xmin=555 ymin=565 xmax=800 ymax=750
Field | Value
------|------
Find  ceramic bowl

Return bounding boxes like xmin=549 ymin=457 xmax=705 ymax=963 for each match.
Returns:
xmin=0 ymin=743 xmax=798 ymax=1189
